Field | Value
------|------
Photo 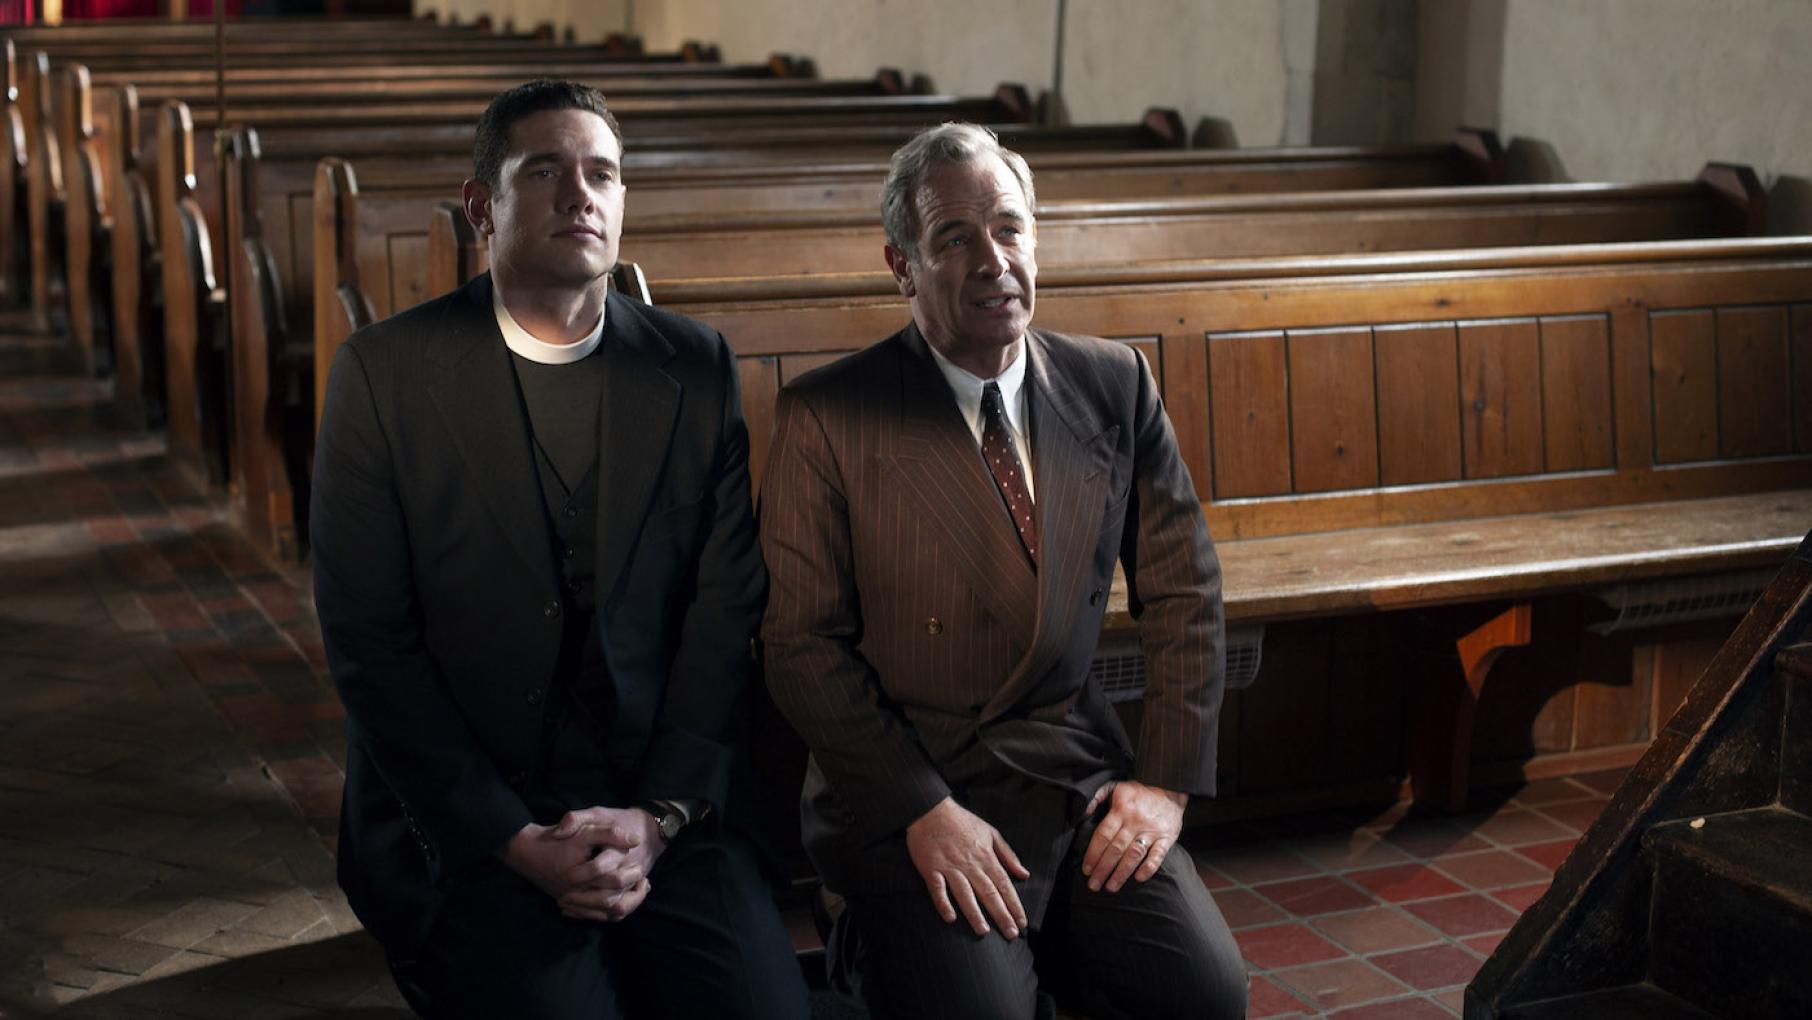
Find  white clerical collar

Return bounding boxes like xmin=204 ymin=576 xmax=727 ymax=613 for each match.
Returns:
xmin=926 ymin=335 xmax=1030 ymax=442
xmin=493 ymin=285 xmax=605 ymax=365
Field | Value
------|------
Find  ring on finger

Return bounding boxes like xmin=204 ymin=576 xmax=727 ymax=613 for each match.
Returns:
xmin=1133 ymin=835 xmax=1152 ymax=852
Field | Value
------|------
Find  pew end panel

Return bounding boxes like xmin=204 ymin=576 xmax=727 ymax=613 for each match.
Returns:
xmin=224 ymin=126 xmax=309 ymax=563
xmin=1454 ymin=126 xmax=1506 ymax=183
xmin=155 ymin=100 xmax=230 ymax=489
xmin=1695 ymin=161 xmax=1768 ymax=236
xmin=103 ymin=83 xmax=161 ymax=430
xmin=56 ymin=63 xmax=112 ymax=378
xmin=2 ymin=83 xmax=23 ymax=307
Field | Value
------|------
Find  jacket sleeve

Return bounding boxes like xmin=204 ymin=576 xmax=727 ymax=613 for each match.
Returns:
xmin=636 ymin=334 xmax=767 ymax=812
xmin=759 ymin=388 xmax=952 ymax=840
xmin=1120 ymin=348 xmax=1227 ymax=797
xmin=311 ymin=342 xmax=532 ymax=872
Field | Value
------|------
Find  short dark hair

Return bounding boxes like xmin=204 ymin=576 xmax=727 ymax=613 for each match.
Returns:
xmin=473 ymin=79 xmax=622 ymax=188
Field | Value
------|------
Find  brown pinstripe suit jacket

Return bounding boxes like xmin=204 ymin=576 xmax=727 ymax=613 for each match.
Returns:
xmin=759 ymin=322 xmax=1226 ymax=923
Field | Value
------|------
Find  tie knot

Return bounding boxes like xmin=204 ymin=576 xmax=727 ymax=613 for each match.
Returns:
xmin=981 ymin=381 xmax=1004 ymax=415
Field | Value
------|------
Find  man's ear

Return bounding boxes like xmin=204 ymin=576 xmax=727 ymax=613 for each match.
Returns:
xmin=462 ymin=179 xmax=494 ymax=237
xmin=883 ymin=243 xmax=916 ymax=298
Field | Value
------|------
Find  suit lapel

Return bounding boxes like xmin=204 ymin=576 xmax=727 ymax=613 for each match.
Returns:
xmin=594 ymin=292 xmax=681 ymax=602
xmin=426 ymin=274 xmax=555 ymax=586
xmin=881 ymin=325 xmax=1038 ymax=645
xmin=982 ymin=332 xmax=1117 ymax=721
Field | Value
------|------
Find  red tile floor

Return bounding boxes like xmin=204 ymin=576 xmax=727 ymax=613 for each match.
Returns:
xmin=0 ymin=314 xmax=1621 ymax=1017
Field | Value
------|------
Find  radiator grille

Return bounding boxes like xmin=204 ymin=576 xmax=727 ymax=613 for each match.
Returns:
xmin=1589 ymin=569 xmax=1774 ymax=635
xmin=1091 ymin=624 xmax=1265 ymax=703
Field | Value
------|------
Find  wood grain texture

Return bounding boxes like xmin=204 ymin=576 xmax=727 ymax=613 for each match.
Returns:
xmin=1539 ymin=315 xmax=1615 ymax=473
xmin=1570 ymin=629 xmax=1652 ymax=750
xmin=1795 ymin=305 xmax=1812 ymax=454
xmin=1208 ymin=331 xmax=1292 ymax=498
xmin=1159 ymin=332 xmax=1211 ymax=502
xmin=1650 ymin=309 xmax=1719 ymax=464
xmin=1714 ymin=305 xmax=1793 ymax=458
xmin=1459 ymin=318 xmax=1544 ymax=479
xmin=777 ymin=351 xmax=848 ymax=387
xmin=1609 ymin=306 xmax=1651 ymax=471
xmin=1287 ymin=327 xmax=1379 ymax=493
xmin=1374 ymin=322 xmax=1462 ymax=486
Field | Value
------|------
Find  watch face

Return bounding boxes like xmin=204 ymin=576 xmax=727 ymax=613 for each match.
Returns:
xmin=657 ymin=810 xmax=683 ymax=841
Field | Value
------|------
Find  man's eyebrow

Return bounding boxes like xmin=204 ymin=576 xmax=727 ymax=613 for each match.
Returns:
xmin=517 ymin=152 xmax=620 ymax=170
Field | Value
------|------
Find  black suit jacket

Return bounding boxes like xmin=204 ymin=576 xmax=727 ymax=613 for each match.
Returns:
xmin=311 ymin=273 xmax=765 ymax=955
xmin=760 ymin=324 xmax=1225 ymax=924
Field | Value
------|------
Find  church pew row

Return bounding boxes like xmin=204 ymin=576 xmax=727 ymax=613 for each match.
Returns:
xmin=245 ymin=153 xmax=1766 ymax=563
xmin=19 ymin=72 xmax=1044 ymax=422
xmin=385 ymin=233 xmax=1812 ymax=813
xmin=201 ymin=128 xmax=1506 ymax=557
xmin=120 ymin=97 xmax=1185 ymax=491
xmin=0 ymin=27 xmax=728 ymax=318
xmin=30 ymin=60 xmax=884 ymax=377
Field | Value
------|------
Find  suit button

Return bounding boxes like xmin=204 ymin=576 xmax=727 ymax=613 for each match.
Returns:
xmin=1089 ymin=589 xmax=1104 ymax=606
xmin=924 ymin=617 xmax=943 ymax=636
xmin=563 ymin=505 xmax=579 ymax=519
xmin=526 ymin=688 xmax=544 ymax=707
xmin=543 ymin=601 xmax=561 ymax=618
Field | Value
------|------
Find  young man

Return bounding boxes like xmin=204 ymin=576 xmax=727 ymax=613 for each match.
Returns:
xmin=761 ymin=123 xmax=1247 ymax=1019
xmin=311 ymin=80 xmax=807 ymax=1019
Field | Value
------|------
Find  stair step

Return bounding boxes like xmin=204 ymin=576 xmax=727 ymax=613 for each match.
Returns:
xmin=1642 ymin=806 xmax=1812 ymax=1015
xmin=1506 ymin=982 xmax=1719 ymax=1019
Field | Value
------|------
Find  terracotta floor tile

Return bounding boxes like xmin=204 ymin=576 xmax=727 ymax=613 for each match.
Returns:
xmin=1254 ymin=875 xmax=1377 ymax=916
xmin=1370 ymin=943 xmax=1486 ymax=990
xmin=1195 ymin=861 xmax=1234 ymax=890
xmin=1430 ymin=849 xmax=1551 ymax=890
xmin=1292 ymin=831 xmax=1413 ymax=872
xmin=1345 ymin=864 xmax=1467 ymax=903
xmin=1474 ymin=810 xmax=1574 ymax=847
xmin=1273 ymin=957 xmax=1410 ymax=1011
xmin=1206 ymin=846 xmax=1323 ymax=886
xmin=1534 ymin=798 xmax=1610 ymax=834
xmin=1328 ymin=995 xmax=1456 ymax=1019
xmin=1490 ymin=881 xmax=1549 ymax=913
xmin=1572 ymin=767 xmax=1631 ymax=795
xmin=1433 ymin=986 xmax=1468 ymax=1015
xmin=1514 ymin=838 xmax=1578 ymax=872
xmin=1233 ymin=923 xmax=1349 ymax=970
xmin=1509 ymin=777 xmax=1598 ymax=806
xmin=1377 ymin=820 xmax=1491 ymax=859
xmin=1402 ymin=894 xmax=1519 ymax=937
xmin=1211 ymin=887 xmax=1288 ymax=930
xmin=1312 ymin=906 xmax=1444 ymax=955
xmin=1462 ymin=932 xmax=1508 ymax=957
xmin=1247 ymin=975 xmax=1315 ymax=1018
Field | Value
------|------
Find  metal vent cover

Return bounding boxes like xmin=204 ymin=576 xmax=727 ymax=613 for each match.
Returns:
xmin=1091 ymin=624 xmax=1265 ymax=703
xmin=1589 ymin=568 xmax=1775 ymax=635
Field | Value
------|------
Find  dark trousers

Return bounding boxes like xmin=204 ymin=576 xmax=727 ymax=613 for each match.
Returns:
xmin=844 ymin=832 xmax=1247 ymax=1020
xmin=392 ymin=828 xmax=809 ymax=1020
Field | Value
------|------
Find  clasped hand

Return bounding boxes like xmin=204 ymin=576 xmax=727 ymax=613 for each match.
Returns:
xmin=500 ymin=806 xmax=664 ymax=922
xmin=905 ymin=796 xmax=1030 ymax=939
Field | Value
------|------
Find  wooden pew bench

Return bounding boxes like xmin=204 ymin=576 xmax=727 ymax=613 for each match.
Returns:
xmin=650 ymin=237 xmax=1812 ymax=812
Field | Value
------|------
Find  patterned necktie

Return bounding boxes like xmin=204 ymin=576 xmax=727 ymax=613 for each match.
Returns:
xmin=980 ymin=382 xmax=1038 ymax=567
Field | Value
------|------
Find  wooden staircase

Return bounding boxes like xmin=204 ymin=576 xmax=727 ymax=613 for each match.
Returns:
xmin=1466 ymin=531 xmax=1812 ymax=1018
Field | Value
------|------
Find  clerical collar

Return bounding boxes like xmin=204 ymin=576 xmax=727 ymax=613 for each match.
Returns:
xmin=493 ymin=285 xmax=605 ymax=365
xmin=925 ymin=336 xmax=1030 ymax=442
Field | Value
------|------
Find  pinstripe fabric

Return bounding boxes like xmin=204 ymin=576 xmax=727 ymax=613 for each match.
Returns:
xmin=760 ymin=321 xmax=1226 ymax=926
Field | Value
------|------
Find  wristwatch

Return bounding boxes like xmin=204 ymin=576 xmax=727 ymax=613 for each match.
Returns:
xmin=644 ymin=801 xmax=686 ymax=843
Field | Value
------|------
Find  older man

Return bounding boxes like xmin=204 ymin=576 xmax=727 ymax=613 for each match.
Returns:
xmin=311 ymin=80 xmax=807 ymax=1018
xmin=760 ymin=123 xmax=1247 ymax=1018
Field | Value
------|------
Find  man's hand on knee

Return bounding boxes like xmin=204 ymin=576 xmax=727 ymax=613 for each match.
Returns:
xmin=1081 ymin=781 xmax=1186 ymax=894
xmin=905 ymin=796 xmax=1031 ymax=940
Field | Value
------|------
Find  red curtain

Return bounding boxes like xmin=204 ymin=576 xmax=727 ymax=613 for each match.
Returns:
xmin=0 ymin=0 xmax=34 ymax=23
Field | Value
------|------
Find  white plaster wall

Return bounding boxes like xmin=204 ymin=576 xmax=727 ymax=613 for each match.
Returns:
xmin=627 ymin=0 xmax=1305 ymax=145
xmin=1419 ymin=0 xmax=1811 ymax=206
xmin=632 ymin=0 xmax=1055 ymax=101
xmin=1062 ymin=0 xmax=1299 ymax=144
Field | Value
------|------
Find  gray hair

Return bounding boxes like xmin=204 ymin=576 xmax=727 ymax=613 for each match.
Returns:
xmin=881 ymin=122 xmax=1036 ymax=262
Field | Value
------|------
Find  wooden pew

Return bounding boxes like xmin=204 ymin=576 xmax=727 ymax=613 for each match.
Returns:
xmin=657 ymin=237 xmax=1812 ymax=812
